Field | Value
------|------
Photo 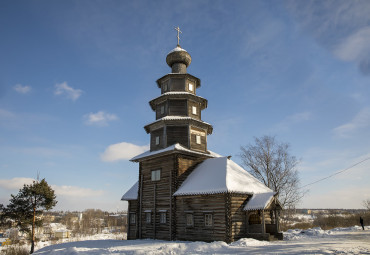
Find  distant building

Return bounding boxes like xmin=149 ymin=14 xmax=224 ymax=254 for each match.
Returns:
xmin=121 ymin=34 xmax=283 ymax=242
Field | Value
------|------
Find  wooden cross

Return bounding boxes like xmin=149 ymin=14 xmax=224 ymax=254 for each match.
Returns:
xmin=175 ymin=26 xmax=182 ymax=46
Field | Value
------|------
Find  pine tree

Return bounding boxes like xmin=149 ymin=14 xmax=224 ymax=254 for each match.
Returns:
xmin=2 ymin=179 xmax=57 ymax=254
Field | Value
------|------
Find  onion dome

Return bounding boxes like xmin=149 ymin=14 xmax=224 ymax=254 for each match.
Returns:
xmin=166 ymin=46 xmax=192 ymax=74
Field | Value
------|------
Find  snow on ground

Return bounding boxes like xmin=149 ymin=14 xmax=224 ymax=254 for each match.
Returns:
xmin=32 ymin=226 xmax=370 ymax=255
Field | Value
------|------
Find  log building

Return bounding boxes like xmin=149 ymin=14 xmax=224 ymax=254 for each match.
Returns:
xmin=121 ymin=37 xmax=283 ymax=242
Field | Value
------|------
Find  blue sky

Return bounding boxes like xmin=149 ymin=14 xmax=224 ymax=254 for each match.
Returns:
xmin=1 ymin=0 xmax=370 ymax=211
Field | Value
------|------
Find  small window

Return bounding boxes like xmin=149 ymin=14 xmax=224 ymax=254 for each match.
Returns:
xmin=155 ymin=136 xmax=160 ymax=145
xmin=188 ymin=83 xmax=194 ymax=91
xmin=186 ymin=214 xmax=193 ymax=226
xmin=192 ymin=106 xmax=197 ymax=115
xmin=204 ymin=214 xmax=213 ymax=227
xmin=130 ymin=213 xmax=136 ymax=224
xmin=163 ymin=83 xmax=168 ymax=92
xmin=196 ymin=135 xmax=201 ymax=144
xmin=151 ymin=169 xmax=161 ymax=181
xmin=146 ymin=212 xmax=151 ymax=223
xmin=160 ymin=105 xmax=165 ymax=114
xmin=160 ymin=212 xmax=166 ymax=224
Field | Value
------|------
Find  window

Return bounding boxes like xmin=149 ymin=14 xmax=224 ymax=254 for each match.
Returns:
xmin=146 ymin=212 xmax=151 ymax=223
xmin=160 ymin=212 xmax=166 ymax=224
xmin=151 ymin=169 xmax=161 ymax=181
xmin=186 ymin=214 xmax=193 ymax=226
xmin=160 ymin=105 xmax=165 ymax=114
xmin=196 ymin=135 xmax=201 ymax=144
xmin=155 ymin=136 xmax=160 ymax=145
xmin=204 ymin=214 xmax=213 ymax=227
xmin=188 ymin=83 xmax=194 ymax=91
xmin=192 ymin=106 xmax=197 ymax=115
xmin=130 ymin=213 xmax=136 ymax=224
xmin=163 ymin=82 xmax=168 ymax=92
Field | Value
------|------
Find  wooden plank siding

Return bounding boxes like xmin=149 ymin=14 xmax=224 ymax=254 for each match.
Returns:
xmin=168 ymin=99 xmax=187 ymax=116
xmin=156 ymin=101 xmax=167 ymax=119
xmin=176 ymin=194 xmax=227 ymax=242
xmin=189 ymin=126 xmax=207 ymax=152
xmin=150 ymin=128 xmax=164 ymax=151
xmin=229 ymin=194 xmax=250 ymax=241
xmin=166 ymin=126 xmax=188 ymax=148
xmin=188 ymin=100 xmax=201 ymax=120
xmin=170 ymin=78 xmax=185 ymax=91
xmin=127 ymin=200 xmax=138 ymax=240
xmin=139 ymin=155 xmax=177 ymax=240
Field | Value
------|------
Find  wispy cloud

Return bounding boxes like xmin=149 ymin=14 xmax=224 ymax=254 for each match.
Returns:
xmin=13 ymin=84 xmax=31 ymax=94
xmin=286 ymin=1 xmax=370 ymax=75
xmin=101 ymin=142 xmax=149 ymax=162
xmin=52 ymin=185 xmax=105 ymax=198
xmin=274 ymin=111 xmax=313 ymax=131
xmin=333 ymin=107 xmax=370 ymax=138
xmin=334 ymin=27 xmax=370 ymax=75
xmin=54 ymin=82 xmax=83 ymax=101
xmin=84 ymin=111 xmax=118 ymax=126
xmin=0 ymin=109 xmax=16 ymax=120
xmin=0 ymin=177 xmax=35 ymax=190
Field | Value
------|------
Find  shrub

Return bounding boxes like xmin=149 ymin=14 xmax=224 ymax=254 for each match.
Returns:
xmin=1 ymin=245 xmax=29 ymax=255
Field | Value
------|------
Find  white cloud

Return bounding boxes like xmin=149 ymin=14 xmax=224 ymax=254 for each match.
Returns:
xmin=0 ymin=177 xmax=35 ymax=190
xmin=333 ymin=107 xmax=370 ymax=138
xmin=84 ymin=111 xmax=118 ymax=126
xmin=54 ymin=82 xmax=83 ymax=101
xmin=52 ymin=185 xmax=105 ymax=198
xmin=13 ymin=84 xmax=31 ymax=94
xmin=101 ymin=142 xmax=149 ymax=162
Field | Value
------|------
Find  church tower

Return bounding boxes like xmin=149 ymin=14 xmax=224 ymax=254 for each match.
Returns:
xmin=145 ymin=32 xmax=212 ymax=153
xmin=122 ymin=28 xmax=283 ymax=243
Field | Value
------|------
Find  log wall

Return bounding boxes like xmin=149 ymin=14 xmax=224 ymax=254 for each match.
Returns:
xmin=139 ymin=155 xmax=176 ymax=240
xmin=127 ymin=201 xmax=138 ymax=240
xmin=176 ymin=194 xmax=227 ymax=242
xmin=166 ymin=126 xmax=188 ymax=148
xmin=168 ymin=99 xmax=187 ymax=116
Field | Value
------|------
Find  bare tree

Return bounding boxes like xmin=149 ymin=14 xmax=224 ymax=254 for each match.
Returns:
xmin=363 ymin=199 xmax=370 ymax=210
xmin=240 ymin=135 xmax=304 ymax=208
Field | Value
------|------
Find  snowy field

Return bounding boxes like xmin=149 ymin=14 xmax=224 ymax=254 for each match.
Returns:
xmin=32 ymin=226 xmax=370 ymax=255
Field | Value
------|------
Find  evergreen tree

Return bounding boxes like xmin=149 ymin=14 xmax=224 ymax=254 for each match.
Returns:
xmin=2 ymin=179 xmax=57 ymax=254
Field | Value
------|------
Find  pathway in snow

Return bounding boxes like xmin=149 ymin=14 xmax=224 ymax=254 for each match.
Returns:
xmin=33 ymin=227 xmax=370 ymax=255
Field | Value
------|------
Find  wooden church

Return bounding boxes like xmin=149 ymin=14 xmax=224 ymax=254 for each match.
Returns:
xmin=121 ymin=30 xmax=283 ymax=242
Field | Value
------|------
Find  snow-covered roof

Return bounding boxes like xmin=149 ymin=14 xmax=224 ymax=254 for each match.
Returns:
xmin=243 ymin=192 xmax=275 ymax=211
xmin=168 ymin=46 xmax=187 ymax=54
xmin=130 ymin=143 xmax=220 ymax=162
xmin=146 ymin=116 xmax=212 ymax=126
xmin=173 ymin=157 xmax=273 ymax=196
xmin=121 ymin=181 xmax=138 ymax=201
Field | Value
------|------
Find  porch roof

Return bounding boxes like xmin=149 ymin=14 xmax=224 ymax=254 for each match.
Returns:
xmin=121 ymin=181 xmax=138 ymax=201
xmin=243 ymin=192 xmax=275 ymax=211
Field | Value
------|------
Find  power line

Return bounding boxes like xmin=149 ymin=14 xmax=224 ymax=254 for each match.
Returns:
xmin=300 ymin=156 xmax=370 ymax=189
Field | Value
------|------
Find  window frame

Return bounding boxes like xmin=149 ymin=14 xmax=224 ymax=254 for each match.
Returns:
xmin=188 ymin=83 xmax=194 ymax=92
xmin=186 ymin=213 xmax=194 ymax=227
xmin=192 ymin=106 xmax=197 ymax=115
xmin=204 ymin=213 xmax=213 ymax=227
xmin=160 ymin=212 xmax=166 ymax=224
xmin=196 ymin=135 xmax=201 ymax=144
xmin=151 ymin=169 xmax=161 ymax=181
xmin=155 ymin=136 xmax=160 ymax=145
xmin=145 ymin=212 xmax=151 ymax=224
xmin=129 ymin=213 xmax=136 ymax=225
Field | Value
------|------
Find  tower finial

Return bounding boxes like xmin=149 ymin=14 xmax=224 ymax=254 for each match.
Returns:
xmin=174 ymin=26 xmax=182 ymax=46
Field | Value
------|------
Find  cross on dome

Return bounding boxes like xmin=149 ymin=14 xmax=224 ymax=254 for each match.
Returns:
xmin=175 ymin=26 xmax=182 ymax=46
